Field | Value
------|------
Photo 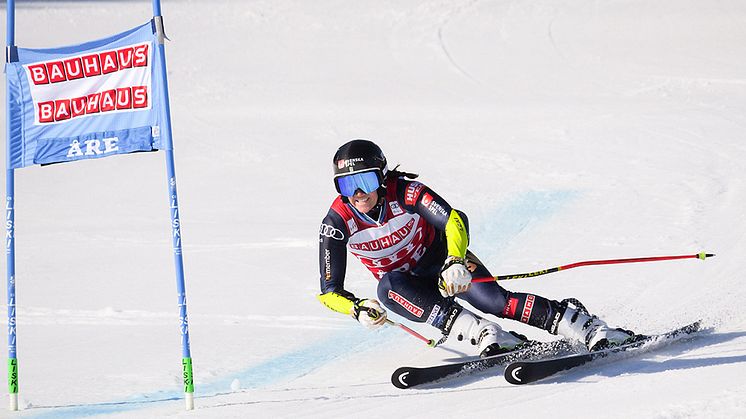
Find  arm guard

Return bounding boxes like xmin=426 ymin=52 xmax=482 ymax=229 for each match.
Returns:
xmin=444 ymin=210 xmax=468 ymax=258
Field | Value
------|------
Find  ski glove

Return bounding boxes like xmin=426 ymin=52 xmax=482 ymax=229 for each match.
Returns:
xmin=351 ymin=299 xmax=388 ymax=329
xmin=438 ymin=256 xmax=472 ymax=297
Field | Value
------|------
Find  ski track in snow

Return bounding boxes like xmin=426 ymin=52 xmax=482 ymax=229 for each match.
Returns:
xmin=435 ymin=0 xmax=483 ymax=85
xmin=13 ymin=307 xmax=349 ymax=329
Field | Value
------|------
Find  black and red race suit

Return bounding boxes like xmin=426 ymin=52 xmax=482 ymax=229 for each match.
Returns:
xmin=318 ymin=176 xmax=562 ymax=332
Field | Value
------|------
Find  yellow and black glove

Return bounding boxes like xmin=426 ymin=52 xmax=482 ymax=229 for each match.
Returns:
xmin=318 ymin=292 xmax=387 ymax=329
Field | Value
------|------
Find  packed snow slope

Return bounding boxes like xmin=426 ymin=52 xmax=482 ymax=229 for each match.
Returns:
xmin=2 ymin=0 xmax=746 ymax=418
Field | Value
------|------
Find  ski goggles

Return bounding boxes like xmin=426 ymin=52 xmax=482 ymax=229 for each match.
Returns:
xmin=334 ymin=170 xmax=383 ymax=197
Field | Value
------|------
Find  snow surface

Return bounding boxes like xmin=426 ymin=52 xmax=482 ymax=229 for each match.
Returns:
xmin=2 ymin=0 xmax=746 ymax=418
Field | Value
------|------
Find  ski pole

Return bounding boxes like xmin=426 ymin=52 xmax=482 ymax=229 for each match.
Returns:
xmin=472 ymin=252 xmax=714 ymax=283
xmin=386 ymin=319 xmax=438 ymax=347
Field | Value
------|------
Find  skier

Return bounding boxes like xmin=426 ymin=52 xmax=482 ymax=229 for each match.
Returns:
xmin=317 ymin=139 xmax=637 ymax=357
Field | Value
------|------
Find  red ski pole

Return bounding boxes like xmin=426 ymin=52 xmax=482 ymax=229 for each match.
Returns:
xmin=472 ymin=252 xmax=714 ymax=283
xmin=386 ymin=319 xmax=438 ymax=347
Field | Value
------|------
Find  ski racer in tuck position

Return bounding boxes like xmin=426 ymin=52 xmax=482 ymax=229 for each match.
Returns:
xmin=317 ymin=139 xmax=637 ymax=357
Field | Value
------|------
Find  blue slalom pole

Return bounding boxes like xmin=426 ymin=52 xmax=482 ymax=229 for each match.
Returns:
xmin=5 ymin=0 xmax=19 ymax=412
xmin=152 ymin=0 xmax=194 ymax=410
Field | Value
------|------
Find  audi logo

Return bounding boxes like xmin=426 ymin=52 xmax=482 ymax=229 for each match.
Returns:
xmin=319 ymin=223 xmax=345 ymax=240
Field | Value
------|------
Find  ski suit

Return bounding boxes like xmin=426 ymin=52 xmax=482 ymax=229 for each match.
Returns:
xmin=317 ymin=176 xmax=563 ymax=334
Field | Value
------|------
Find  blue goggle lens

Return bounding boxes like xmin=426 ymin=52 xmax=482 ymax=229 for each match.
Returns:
xmin=335 ymin=171 xmax=381 ymax=197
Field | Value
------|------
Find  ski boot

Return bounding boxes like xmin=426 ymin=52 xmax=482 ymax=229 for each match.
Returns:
xmin=554 ymin=298 xmax=639 ymax=351
xmin=446 ymin=308 xmax=530 ymax=357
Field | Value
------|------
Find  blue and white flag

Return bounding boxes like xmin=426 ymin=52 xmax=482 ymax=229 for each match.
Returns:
xmin=6 ymin=21 xmax=167 ymax=169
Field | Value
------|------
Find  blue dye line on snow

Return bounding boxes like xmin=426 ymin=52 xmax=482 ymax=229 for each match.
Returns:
xmin=198 ymin=326 xmax=400 ymax=395
xmin=25 ymin=327 xmax=399 ymax=419
xmin=25 ymin=189 xmax=576 ymax=418
xmin=472 ymin=190 xmax=578 ymax=261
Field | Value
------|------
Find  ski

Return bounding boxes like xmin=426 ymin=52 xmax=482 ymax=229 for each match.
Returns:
xmin=504 ymin=320 xmax=703 ymax=385
xmin=391 ymin=339 xmax=576 ymax=389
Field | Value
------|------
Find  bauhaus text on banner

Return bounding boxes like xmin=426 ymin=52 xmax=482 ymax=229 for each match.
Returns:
xmin=27 ymin=42 xmax=151 ymax=125
xmin=5 ymin=21 xmax=168 ymax=169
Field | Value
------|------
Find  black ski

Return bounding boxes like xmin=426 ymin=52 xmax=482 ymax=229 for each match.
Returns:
xmin=391 ymin=339 xmax=576 ymax=389
xmin=504 ymin=320 xmax=703 ymax=385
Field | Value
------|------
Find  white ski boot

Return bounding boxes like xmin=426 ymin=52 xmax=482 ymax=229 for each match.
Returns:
xmin=449 ymin=309 xmax=528 ymax=357
xmin=555 ymin=299 xmax=637 ymax=351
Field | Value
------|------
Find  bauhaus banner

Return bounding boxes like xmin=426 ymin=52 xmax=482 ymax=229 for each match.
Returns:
xmin=5 ymin=21 xmax=167 ymax=169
